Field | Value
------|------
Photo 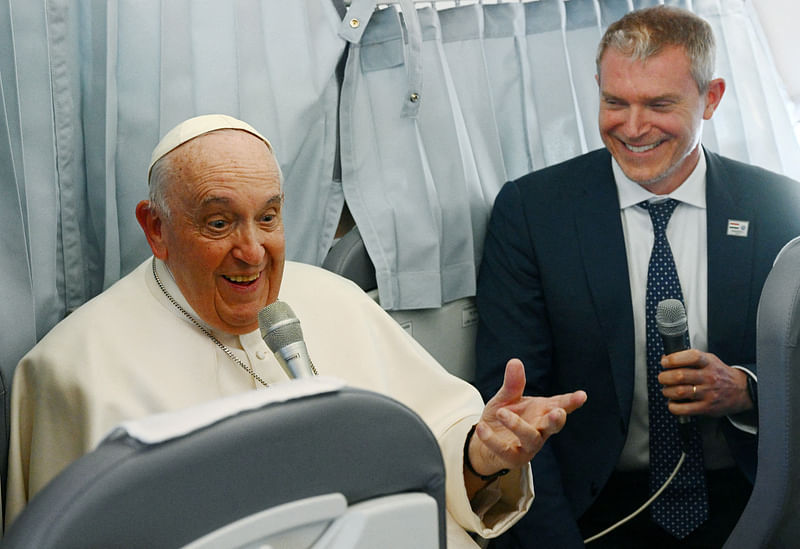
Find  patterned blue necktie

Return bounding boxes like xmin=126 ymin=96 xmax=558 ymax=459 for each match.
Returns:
xmin=641 ymin=199 xmax=709 ymax=539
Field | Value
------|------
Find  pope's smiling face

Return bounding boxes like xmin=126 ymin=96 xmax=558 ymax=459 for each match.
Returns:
xmin=140 ymin=129 xmax=285 ymax=335
xmin=597 ymin=45 xmax=724 ymax=194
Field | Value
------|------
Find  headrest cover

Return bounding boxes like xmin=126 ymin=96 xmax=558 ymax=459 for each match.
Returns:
xmin=147 ymin=114 xmax=273 ymax=183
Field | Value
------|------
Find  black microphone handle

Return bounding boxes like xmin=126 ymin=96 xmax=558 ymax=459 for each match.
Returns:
xmin=661 ymin=332 xmax=687 ymax=355
xmin=659 ymin=331 xmax=692 ymax=449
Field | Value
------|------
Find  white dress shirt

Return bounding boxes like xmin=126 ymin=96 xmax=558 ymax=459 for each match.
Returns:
xmin=614 ymin=154 xmax=751 ymax=471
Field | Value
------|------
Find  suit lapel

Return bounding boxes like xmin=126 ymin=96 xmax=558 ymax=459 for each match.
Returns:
xmin=705 ymin=151 xmax=755 ymax=359
xmin=572 ymin=153 xmax=636 ymax=425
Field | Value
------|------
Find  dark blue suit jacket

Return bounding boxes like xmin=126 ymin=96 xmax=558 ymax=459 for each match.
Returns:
xmin=475 ymin=148 xmax=800 ymax=548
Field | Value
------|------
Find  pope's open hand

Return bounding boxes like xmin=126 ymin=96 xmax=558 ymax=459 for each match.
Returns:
xmin=467 ymin=358 xmax=587 ymax=477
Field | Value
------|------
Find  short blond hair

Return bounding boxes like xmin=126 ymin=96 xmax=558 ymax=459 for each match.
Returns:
xmin=596 ymin=5 xmax=716 ymax=92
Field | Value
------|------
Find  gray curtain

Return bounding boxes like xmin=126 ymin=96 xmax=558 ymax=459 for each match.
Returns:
xmin=341 ymin=0 xmax=800 ymax=310
xmin=0 ymin=0 xmax=347 ymax=500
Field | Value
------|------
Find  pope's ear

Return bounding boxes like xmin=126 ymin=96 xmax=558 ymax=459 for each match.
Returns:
xmin=135 ymin=200 xmax=168 ymax=260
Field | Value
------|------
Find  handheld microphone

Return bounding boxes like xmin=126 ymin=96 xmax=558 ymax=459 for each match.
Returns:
xmin=258 ymin=300 xmax=316 ymax=379
xmin=656 ymin=298 xmax=692 ymax=451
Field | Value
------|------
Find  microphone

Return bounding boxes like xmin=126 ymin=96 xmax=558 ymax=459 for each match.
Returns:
xmin=656 ymin=298 xmax=692 ymax=451
xmin=258 ymin=300 xmax=316 ymax=379
xmin=656 ymin=299 xmax=689 ymax=355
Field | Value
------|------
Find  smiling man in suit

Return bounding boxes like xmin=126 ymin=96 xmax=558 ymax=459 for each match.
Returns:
xmin=474 ymin=5 xmax=800 ymax=548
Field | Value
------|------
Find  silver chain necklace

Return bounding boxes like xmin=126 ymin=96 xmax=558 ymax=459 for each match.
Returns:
xmin=151 ymin=258 xmax=270 ymax=388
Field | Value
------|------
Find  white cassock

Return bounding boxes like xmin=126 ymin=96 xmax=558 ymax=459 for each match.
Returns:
xmin=6 ymin=258 xmax=533 ymax=546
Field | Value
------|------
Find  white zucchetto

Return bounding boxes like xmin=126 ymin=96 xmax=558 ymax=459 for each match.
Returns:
xmin=147 ymin=114 xmax=273 ymax=183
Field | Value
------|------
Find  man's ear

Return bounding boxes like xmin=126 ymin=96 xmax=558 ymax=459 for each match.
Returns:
xmin=135 ymin=200 xmax=168 ymax=260
xmin=702 ymin=77 xmax=726 ymax=120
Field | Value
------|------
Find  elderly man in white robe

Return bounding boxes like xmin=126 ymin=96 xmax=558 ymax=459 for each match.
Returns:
xmin=5 ymin=115 xmax=587 ymax=546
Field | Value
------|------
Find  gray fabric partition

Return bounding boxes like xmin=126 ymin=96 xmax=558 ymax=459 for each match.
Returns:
xmin=697 ymin=0 xmax=800 ymax=175
xmin=108 ymin=0 xmax=346 ymax=274
xmin=0 ymin=7 xmax=36 ymax=500
xmin=437 ymin=4 xmax=513 ymax=291
xmin=563 ymin=0 xmax=603 ymax=152
xmin=340 ymin=3 xmax=447 ymax=310
xmin=524 ymin=0 xmax=586 ymax=166
xmin=483 ymin=2 xmax=541 ymax=178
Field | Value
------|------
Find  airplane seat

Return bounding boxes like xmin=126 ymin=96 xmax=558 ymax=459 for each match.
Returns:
xmin=321 ymin=226 xmax=378 ymax=293
xmin=723 ymin=236 xmax=800 ymax=548
xmin=368 ymin=290 xmax=479 ymax=383
xmin=1 ymin=378 xmax=446 ymax=549
xmin=322 ymin=226 xmax=478 ymax=382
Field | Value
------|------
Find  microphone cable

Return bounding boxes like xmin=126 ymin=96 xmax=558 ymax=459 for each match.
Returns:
xmin=585 ymin=298 xmax=695 ymax=543
xmin=583 ymin=451 xmax=687 ymax=544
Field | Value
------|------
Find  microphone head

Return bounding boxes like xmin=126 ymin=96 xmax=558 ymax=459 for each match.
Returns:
xmin=258 ymin=300 xmax=304 ymax=352
xmin=656 ymin=299 xmax=688 ymax=337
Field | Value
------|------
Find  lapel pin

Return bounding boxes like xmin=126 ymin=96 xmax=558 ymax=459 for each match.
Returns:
xmin=727 ymin=219 xmax=749 ymax=237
